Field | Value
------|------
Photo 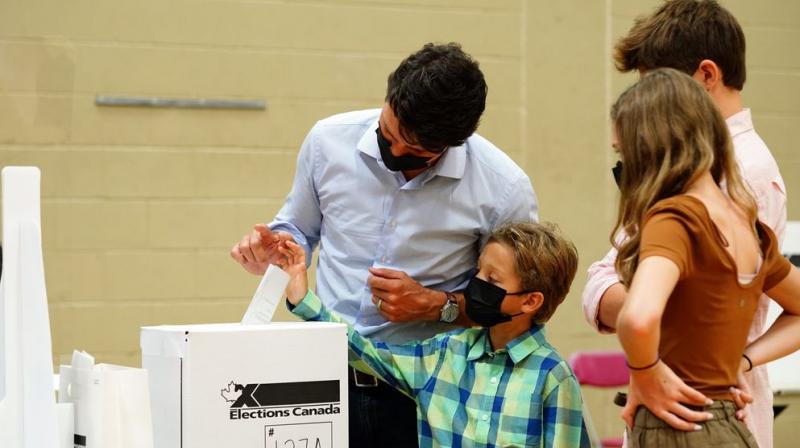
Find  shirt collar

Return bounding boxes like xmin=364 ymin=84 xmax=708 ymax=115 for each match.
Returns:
xmin=725 ymin=108 xmax=754 ymax=139
xmin=466 ymin=330 xmax=493 ymax=361
xmin=428 ymin=142 xmax=466 ymax=179
xmin=357 ymin=120 xmax=381 ymax=159
xmin=356 ymin=119 xmax=466 ymax=180
xmin=466 ymin=324 xmax=547 ymax=365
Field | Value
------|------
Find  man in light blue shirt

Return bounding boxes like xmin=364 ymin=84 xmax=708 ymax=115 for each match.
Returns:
xmin=231 ymin=43 xmax=538 ymax=448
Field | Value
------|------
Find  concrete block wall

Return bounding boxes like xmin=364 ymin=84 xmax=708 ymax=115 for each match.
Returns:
xmin=0 ymin=0 xmax=797 ymax=443
xmin=0 ymin=0 xmax=527 ymax=369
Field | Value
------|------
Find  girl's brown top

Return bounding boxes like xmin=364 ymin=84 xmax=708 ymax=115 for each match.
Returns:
xmin=640 ymin=195 xmax=792 ymax=399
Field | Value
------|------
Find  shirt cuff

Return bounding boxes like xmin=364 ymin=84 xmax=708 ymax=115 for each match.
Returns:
xmin=582 ymin=274 xmax=621 ymax=334
xmin=591 ymin=278 xmax=622 ymax=335
xmin=289 ymin=290 xmax=323 ymax=320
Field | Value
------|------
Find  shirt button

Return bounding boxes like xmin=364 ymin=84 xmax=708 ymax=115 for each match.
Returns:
xmin=381 ymin=256 xmax=388 ymax=263
xmin=481 ymin=415 xmax=489 ymax=422
xmin=490 ymin=377 xmax=498 ymax=384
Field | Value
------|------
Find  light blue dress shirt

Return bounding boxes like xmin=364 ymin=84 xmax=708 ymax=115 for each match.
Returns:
xmin=271 ymin=109 xmax=538 ymax=343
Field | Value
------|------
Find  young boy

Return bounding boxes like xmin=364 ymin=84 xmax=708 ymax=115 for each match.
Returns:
xmin=278 ymin=222 xmax=587 ymax=447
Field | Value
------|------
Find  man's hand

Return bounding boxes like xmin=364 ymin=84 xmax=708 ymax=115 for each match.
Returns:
xmin=622 ymin=361 xmax=714 ymax=432
xmin=368 ymin=267 xmax=444 ymax=322
xmin=230 ymin=224 xmax=294 ymax=275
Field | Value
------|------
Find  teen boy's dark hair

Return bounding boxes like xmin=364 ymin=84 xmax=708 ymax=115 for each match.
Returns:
xmin=489 ymin=222 xmax=579 ymax=325
xmin=385 ymin=42 xmax=487 ymax=152
xmin=614 ymin=0 xmax=746 ymax=90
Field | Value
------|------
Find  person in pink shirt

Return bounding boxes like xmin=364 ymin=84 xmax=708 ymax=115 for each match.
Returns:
xmin=582 ymin=1 xmax=787 ymax=446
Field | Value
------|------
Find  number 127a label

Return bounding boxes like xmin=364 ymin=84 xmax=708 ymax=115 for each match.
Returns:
xmin=265 ymin=422 xmax=333 ymax=448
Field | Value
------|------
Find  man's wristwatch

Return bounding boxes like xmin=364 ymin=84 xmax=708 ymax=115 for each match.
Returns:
xmin=439 ymin=292 xmax=459 ymax=323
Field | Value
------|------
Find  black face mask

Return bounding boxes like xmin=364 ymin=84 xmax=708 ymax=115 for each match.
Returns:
xmin=375 ymin=126 xmax=433 ymax=171
xmin=612 ymin=160 xmax=623 ymax=188
xmin=464 ymin=276 xmax=529 ymax=328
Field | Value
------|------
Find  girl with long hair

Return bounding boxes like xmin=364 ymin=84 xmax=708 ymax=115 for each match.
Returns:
xmin=613 ymin=68 xmax=800 ymax=447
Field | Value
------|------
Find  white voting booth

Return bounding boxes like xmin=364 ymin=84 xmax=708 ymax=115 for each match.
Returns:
xmin=767 ymin=221 xmax=800 ymax=393
xmin=0 ymin=167 xmax=71 ymax=448
xmin=1 ymin=167 xmax=153 ymax=448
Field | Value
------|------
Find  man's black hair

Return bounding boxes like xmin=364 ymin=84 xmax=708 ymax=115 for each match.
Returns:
xmin=385 ymin=42 xmax=487 ymax=153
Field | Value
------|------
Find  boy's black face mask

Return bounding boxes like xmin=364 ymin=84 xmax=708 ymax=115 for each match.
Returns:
xmin=612 ymin=161 xmax=623 ymax=188
xmin=375 ymin=126 xmax=433 ymax=171
xmin=464 ymin=276 xmax=529 ymax=328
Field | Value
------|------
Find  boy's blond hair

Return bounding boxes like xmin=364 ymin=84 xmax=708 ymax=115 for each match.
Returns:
xmin=488 ymin=222 xmax=578 ymax=324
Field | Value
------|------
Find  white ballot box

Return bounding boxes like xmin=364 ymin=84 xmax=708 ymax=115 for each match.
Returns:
xmin=141 ymin=322 xmax=348 ymax=448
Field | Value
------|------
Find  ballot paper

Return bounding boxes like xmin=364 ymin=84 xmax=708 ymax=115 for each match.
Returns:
xmin=241 ymin=264 xmax=291 ymax=324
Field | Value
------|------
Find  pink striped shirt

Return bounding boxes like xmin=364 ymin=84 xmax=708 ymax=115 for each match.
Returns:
xmin=581 ymin=109 xmax=787 ymax=448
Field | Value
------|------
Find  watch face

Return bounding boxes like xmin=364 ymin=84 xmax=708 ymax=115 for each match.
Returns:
xmin=441 ymin=302 xmax=459 ymax=323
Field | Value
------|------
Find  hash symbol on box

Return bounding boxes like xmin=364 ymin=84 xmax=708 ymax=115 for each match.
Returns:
xmin=265 ymin=422 xmax=333 ymax=448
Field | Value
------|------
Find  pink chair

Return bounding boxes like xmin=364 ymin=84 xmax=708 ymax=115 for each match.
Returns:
xmin=569 ymin=351 xmax=630 ymax=448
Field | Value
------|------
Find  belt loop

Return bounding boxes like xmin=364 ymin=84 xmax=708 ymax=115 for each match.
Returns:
xmin=352 ymin=367 xmax=379 ymax=388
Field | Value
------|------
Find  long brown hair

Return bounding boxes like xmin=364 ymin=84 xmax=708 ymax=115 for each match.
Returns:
xmin=611 ymin=68 xmax=757 ymax=286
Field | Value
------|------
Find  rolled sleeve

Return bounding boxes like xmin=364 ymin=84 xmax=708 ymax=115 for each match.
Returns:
xmin=582 ymin=232 xmax=626 ymax=334
xmin=582 ymin=247 xmax=622 ymax=334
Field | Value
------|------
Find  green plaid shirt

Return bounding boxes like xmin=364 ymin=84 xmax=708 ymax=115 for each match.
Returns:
xmin=292 ymin=290 xmax=588 ymax=448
